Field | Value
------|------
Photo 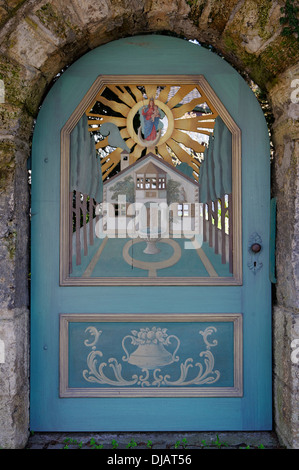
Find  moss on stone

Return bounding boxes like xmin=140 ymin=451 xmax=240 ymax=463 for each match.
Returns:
xmin=222 ymin=18 xmax=299 ymax=90
xmin=35 ymin=2 xmax=79 ymax=39
xmin=186 ymin=0 xmax=207 ymax=27
xmin=0 ymin=55 xmax=23 ymax=107
xmin=222 ymin=31 xmax=271 ymax=88
xmin=260 ymin=34 xmax=299 ymax=78
xmin=35 ymin=3 xmax=67 ymax=38
xmin=0 ymin=140 xmax=16 ymax=191
xmin=24 ymin=15 xmax=39 ymax=31
xmin=0 ymin=139 xmax=15 ymax=154
xmin=279 ymin=0 xmax=299 ymax=42
xmin=207 ymin=0 xmax=240 ymax=33
xmin=223 ymin=34 xmax=238 ymax=52
xmin=4 ymin=230 xmax=17 ymax=260
xmin=256 ymin=0 xmax=273 ymax=40
xmin=0 ymin=0 xmax=27 ymax=28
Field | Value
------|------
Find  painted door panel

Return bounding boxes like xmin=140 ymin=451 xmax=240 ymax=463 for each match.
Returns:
xmin=30 ymin=35 xmax=272 ymax=431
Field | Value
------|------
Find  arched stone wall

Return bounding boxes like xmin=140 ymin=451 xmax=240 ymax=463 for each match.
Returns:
xmin=0 ymin=0 xmax=298 ymax=448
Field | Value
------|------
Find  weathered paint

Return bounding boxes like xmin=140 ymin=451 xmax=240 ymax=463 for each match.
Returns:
xmin=30 ymin=35 xmax=271 ymax=431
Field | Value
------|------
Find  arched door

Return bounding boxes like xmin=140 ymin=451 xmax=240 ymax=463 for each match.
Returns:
xmin=30 ymin=35 xmax=272 ymax=431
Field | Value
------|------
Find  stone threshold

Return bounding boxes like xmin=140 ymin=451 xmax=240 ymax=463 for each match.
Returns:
xmin=25 ymin=431 xmax=283 ymax=450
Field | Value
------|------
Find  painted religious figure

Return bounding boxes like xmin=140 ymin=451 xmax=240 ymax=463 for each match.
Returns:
xmin=140 ymin=98 xmax=162 ymax=144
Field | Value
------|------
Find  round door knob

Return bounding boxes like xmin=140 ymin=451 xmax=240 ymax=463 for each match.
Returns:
xmin=251 ymin=243 xmax=261 ymax=253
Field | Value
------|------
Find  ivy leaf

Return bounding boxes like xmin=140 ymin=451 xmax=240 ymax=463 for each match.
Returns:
xmin=280 ymin=16 xmax=288 ymax=24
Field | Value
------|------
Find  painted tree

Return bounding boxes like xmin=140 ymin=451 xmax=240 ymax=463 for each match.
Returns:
xmin=110 ymin=176 xmax=135 ymax=203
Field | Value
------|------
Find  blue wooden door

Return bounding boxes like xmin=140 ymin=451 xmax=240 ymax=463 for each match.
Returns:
xmin=30 ymin=35 xmax=272 ymax=431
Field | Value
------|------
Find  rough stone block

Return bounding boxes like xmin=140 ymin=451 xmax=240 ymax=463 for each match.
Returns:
xmin=0 ymin=308 xmax=29 ymax=449
xmin=273 ymin=306 xmax=299 ymax=448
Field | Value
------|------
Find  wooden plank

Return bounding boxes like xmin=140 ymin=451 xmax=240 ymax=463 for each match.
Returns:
xmin=144 ymin=84 xmax=158 ymax=101
xmin=228 ymin=193 xmax=233 ymax=274
xmin=214 ymin=200 xmax=219 ymax=255
xmin=203 ymin=203 xmax=207 ymax=242
xmin=75 ymin=191 xmax=81 ymax=266
xmin=129 ymin=143 xmax=143 ymax=163
xmin=106 ymin=85 xmax=136 ymax=107
xmin=171 ymin=128 xmax=206 ymax=154
xmin=122 ymin=137 xmax=135 ymax=151
xmin=157 ymin=85 xmax=172 ymax=104
xmin=69 ymin=192 xmax=73 ymax=273
xmin=157 ymin=143 xmax=175 ymax=165
xmin=221 ymin=195 xmax=226 ymax=265
xmin=172 ymin=97 xmax=206 ymax=118
xmin=196 ymin=113 xmax=217 ymax=121
xmin=166 ymin=139 xmax=201 ymax=170
xmin=89 ymin=199 xmax=94 ymax=247
xmin=166 ymin=85 xmax=197 ymax=110
xmin=95 ymin=137 xmax=109 ymax=149
xmin=128 ymin=85 xmax=144 ymax=103
xmin=120 ymin=128 xmax=130 ymax=139
xmin=208 ymin=201 xmax=213 ymax=248
xmin=82 ymin=194 xmax=88 ymax=257
xmin=174 ymin=117 xmax=215 ymax=132
xmin=101 ymin=148 xmax=123 ymax=178
xmin=101 ymin=150 xmax=121 ymax=173
xmin=95 ymin=95 xmax=131 ymax=117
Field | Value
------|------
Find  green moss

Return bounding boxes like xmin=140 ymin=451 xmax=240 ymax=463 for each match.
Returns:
xmin=0 ymin=0 xmax=27 ymax=28
xmin=223 ymin=18 xmax=299 ymax=89
xmin=0 ymin=55 xmax=23 ymax=106
xmin=260 ymin=34 xmax=299 ymax=77
xmin=257 ymin=0 xmax=272 ymax=40
xmin=186 ymin=0 xmax=207 ymax=27
xmin=4 ymin=230 xmax=17 ymax=260
xmin=0 ymin=139 xmax=16 ymax=191
xmin=25 ymin=15 xmax=39 ymax=30
xmin=35 ymin=3 xmax=67 ymax=38
xmin=223 ymin=35 xmax=238 ymax=52
xmin=0 ymin=140 xmax=15 ymax=154
xmin=279 ymin=0 xmax=299 ymax=41
xmin=223 ymin=32 xmax=274 ymax=88
xmin=35 ymin=2 xmax=79 ymax=39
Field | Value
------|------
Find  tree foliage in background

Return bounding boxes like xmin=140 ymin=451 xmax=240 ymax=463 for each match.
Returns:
xmin=280 ymin=0 xmax=299 ymax=41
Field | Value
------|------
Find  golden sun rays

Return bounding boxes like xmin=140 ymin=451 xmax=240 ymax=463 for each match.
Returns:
xmin=86 ymin=82 xmax=218 ymax=182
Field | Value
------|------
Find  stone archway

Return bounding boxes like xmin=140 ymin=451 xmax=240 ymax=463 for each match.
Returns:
xmin=0 ymin=0 xmax=298 ymax=448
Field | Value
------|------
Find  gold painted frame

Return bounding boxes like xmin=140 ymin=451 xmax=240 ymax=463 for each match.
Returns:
xmin=59 ymin=313 xmax=243 ymax=398
xmin=60 ymin=75 xmax=242 ymax=286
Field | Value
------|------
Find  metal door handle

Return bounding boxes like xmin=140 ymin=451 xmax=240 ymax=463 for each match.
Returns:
xmin=251 ymin=243 xmax=261 ymax=253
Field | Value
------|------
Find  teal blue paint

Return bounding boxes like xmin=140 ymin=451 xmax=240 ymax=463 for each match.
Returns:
xmin=270 ymin=198 xmax=277 ymax=283
xmin=70 ymin=238 xmax=231 ymax=278
xmin=68 ymin=321 xmax=234 ymax=389
xmin=70 ymin=114 xmax=103 ymax=202
xmin=30 ymin=35 xmax=272 ymax=431
xmin=199 ymin=117 xmax=232 ymax=203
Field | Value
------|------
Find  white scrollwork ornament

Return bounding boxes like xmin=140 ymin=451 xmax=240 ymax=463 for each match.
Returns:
xmin=82 ymin=324 xmax=220 ymax=387
xmin=200 ymin=326 xmax=218 ymax=350
xmin=84 ymin=326 xmax=102 ymax=350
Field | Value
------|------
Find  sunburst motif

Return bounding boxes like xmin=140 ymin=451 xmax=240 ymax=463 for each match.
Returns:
xmin=86 ymin=83 xmax=218 ymax=182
